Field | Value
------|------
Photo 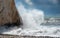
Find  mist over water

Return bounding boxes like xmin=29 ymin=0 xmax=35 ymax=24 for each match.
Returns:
xmin=2 ymin=4 xmax=60 ymax=37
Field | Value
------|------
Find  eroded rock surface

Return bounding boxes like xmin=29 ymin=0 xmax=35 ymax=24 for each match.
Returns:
xmin=0 ymin=0 xmax=23 ymax=27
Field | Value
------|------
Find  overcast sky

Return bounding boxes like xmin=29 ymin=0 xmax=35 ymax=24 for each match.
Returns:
xmin=15 ymin=0 xmax=60 ymax=18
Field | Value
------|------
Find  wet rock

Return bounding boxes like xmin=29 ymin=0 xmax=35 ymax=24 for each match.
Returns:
xmin=0 ymin=0 xmax=23 ymax=27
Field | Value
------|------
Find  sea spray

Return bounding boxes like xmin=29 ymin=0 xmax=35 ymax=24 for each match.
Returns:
xmin=21 ymin=9 xmax=44 ymax=30
xmin=2 ymin=4 xmax=44 ymax=35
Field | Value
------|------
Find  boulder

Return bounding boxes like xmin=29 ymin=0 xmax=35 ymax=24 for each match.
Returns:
xmin=0 ymin=0 xmax=23 ymax=27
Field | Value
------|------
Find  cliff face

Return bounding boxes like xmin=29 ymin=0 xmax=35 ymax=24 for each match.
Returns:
xmin=0 ymin=0 xmax=23 ymax=26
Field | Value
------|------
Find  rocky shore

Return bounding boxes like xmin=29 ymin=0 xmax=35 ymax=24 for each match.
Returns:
xmin=0 ymin=34 xmax=59 ymax=38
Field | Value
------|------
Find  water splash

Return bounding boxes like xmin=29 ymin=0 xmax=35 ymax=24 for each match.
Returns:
xmin=21 ymin=9 xmax=44 ymax=29
xmin=2 ymin=4 xmax=44 ymax=35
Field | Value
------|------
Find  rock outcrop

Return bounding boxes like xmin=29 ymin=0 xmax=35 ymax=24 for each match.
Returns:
xmin=0 ymin=0 xmax=23 ymax=27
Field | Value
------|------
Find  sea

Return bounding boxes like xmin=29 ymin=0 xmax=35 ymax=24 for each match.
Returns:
xmin=1 ymin=9 xmax=60 ymax=37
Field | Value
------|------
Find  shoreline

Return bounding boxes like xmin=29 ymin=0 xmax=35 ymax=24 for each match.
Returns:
xmin=0 ymin=34 xmax=60 ymax=38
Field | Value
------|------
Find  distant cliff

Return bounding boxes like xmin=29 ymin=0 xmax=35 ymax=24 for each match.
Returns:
xmin=0 ymin=0 xmax=23 ymax=26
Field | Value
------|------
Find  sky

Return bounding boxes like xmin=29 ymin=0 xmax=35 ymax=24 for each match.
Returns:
xmin=15 ymin=0 xmax=60 ymax=18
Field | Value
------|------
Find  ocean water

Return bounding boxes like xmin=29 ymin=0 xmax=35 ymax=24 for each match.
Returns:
xmin=2 ymin=9 xmax=60 ymax=37
xmin=2 ymin=23 xmax=60 ymax=37
xmin=1 ymin=3 xmax=60 ymax=37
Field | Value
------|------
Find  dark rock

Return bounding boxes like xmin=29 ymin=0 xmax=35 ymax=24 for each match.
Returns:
xmin=0 ymin=0 xmax=23 ymax=27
